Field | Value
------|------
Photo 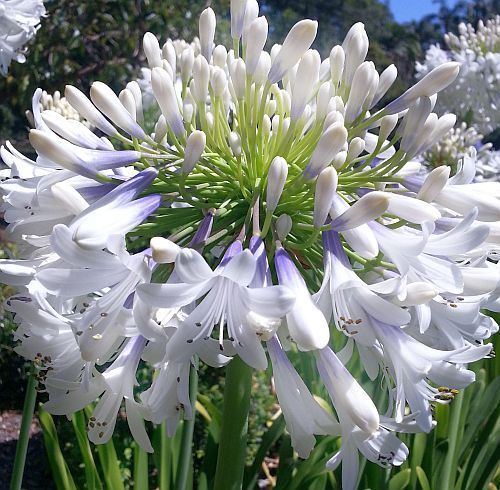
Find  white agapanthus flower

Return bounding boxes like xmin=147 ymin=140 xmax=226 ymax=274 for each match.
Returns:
xmin=416 ymin=16 xmax=500 ymax=135
xmin=0 ymin=0 xmax=46 ymax=75
xmin=1 ymin=1 xmax=498 ymax=486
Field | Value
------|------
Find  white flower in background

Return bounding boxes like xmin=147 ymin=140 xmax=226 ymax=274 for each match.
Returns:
xmin=416 ymin=16 xmax=500 ymax=135
xmin=0 ymin=0 xmax=46 ymax=75
xmin=0 ymin=1 xmax=498 ymax=487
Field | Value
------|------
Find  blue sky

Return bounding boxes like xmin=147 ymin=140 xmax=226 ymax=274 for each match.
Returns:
xmin=389 ymin=0 xmax=459 ymax=23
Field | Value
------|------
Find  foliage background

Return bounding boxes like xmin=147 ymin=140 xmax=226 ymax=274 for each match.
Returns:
xmin=0 ymin=0 xmax=499 ymax=488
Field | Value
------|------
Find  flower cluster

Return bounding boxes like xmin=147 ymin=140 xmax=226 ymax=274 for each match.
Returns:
xmin=0 ymin=0 xmax=46 ymax=76
xmin=416 ymin=16 xmax=500 ymax=135
xmin=421 ymin=122 xmax=500 ymax=182
xmin=1 ymin=2 xmax=499 ymax=488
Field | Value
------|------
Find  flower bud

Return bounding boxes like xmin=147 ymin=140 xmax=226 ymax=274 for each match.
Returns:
xmin=371 ymin=64 xmax=397 ymax=107
xmin=191 ymin=55 xmax=210 ymax=103
xmin=126 ymin=81 xmax=144 ymax=122
xmin=276 ymin=214 xmax=293 ymax=240
xmin=386 ymin=193 xmax=441 ymax=223
xmin=408 ymin=113 xmax=438 ymax=157
xmin=143 ymin=32 xmax=162 ymax=68
xmin=425 ymin=114 xmax=456 ymax=150
xmin=65 ymin=85 xmax=117 ymax=136
xmin=245 ymin=17 xmax=268 ymax=74
xmin=211 ymin=67 xmax=228 ymax=97
xmin=231 ymin=0 xmax=247 ymax=39
xmin=344 ymin=61 xmax=375 ymax=124
xmin=180 ymin=47 xmax=195 ymax=83
xmin=378 ymin=114 xmax=398 ymax=142
xmin=416 ymin=166 xmax=450 ymax=202
xmin=90 ymin=82 xmax=146 ymax=139
xmin=329 ymin=45 xmax=345 ymax=88
xmin=231 ymin=58 xmax=247 ymax=99
xmin=331 ymin=150 xmax=347 ymax=169
xmin=182 ymin=130 xmax=206 ymax=175
xmin=386 ymin=62 xmax=459 ymax=114
xmin=266 ymin=156 xmax=288 ymax=212
xmin=341 ymin=23 xmax=369 ymax=86
xmin=400 ymin=97 xmax=432 ymax=153
xmin=291 ymin=50 xmax=321 ymax=121
xmin=323 ymin=110 xmax=344 ymax=130
xmin=229 ymin=131 xmax=242 ymax=156
xmin=347 ymin=137 xmax=365 ymax=161
xmin=398 ymin=282 xmax=439 ymax=306
xmin=154 ymin=115 xmax=168 ymax=143
xmin=150 ymin=237 xmax=181 ymax=263
xmin=212 ymin=45 xmax=227 ymax=68
xmin=314 ymin=167 xmax=338 ymax=228
xmin=253 ymin=51 xmax=271 ymax=85
xmin=316 ymin=82 xmax=332 ymax=120
xmin=199 ymin=7 xmax=216 ymax=61
xmin=304 ymin=123 xmax=347 ymax=180
xmin=151 ymin=67 xmax=185 ymax=137
xmin=119 ymin=89 xmax=137 ymax=120
xmin=162 ymin=40 xmax=177 ymax=73
xmin=268 ymin=20 xmax=318 ymax=84
xmin=242 ymin=0 xmax=259 ymax=46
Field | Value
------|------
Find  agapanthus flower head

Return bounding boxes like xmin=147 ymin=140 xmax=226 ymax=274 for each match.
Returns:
xmin=416 ymin=15 xmax=500 ymax=135
xmin=0 ymin=0 xmax=46 ymax=75
xmin=1 ymin=1 xmax=498 ymax=487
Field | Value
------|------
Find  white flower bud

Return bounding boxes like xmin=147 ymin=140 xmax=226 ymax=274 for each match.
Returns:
xmin=329 ymin=45 xmax=345 ymax=88
xmin=416 ymin=166 xmax=451 ymax=202
xmin=191 ymin=55 xmax=210 ymax=103
xmin=305 ymin=123 xmax=347 ymax=179
xmin=161 ymin=60 xmax=174 ymax=79
xmin=386 ymin=193 xmax=441 ymax=223
xmin=229 ymin=131 xmax=242 ymax=156
xmin=231 ymin=0 xmax=247 ymax=39
xmin=212 ymin=45 xmax=227 ymax=68
xmin=378 ymin=114 xmax=398 ymax=142
xmin=276 ymin=214 xmax=293 ymax=240
xmin=316 ymin=82 xmax=332 ymax=120
xmin=211 ymin=67 xmax=228 ymax=97
xmin=90 ymin=82 xmax=146 ymax=139
xmin=314 ymin=167 xmax=338 ymax=228
xmin=126 ymin=81 xmax=144 ymax=122
xmin=150 ymin=237 xmax=181 ymax=263
xmin=291 ymin=50 xmax=321 ymax=121
xmin=245 ymin=17 xmax=268 ymax=74
xmin=323 ymin=110 xmax=344 ymax=130
xmin=231 ymin=58 xmax=247 ymax=99
xmin=408 ymin=112 xmax=438 ymax=157
xmin=119 ymin=89 xmax=137 ymax=120
xmin=386 ymin=62 xmax=459 ymax=114
xmin=347 ymin=137 xmax=365 ymax=161
xmin=371 ymin=64 xmax=397 ymax=107
xmin=344 ymin=61 xmax=375 ymax=124
xmin=162 ymin=40 xmax=177 ymax=73
xmin=341 ymin=23 xmax=369 ymax=86
xmin=398 ymin=282 xmax=439 ymax=306
xmin=268 ymin=20 xmax=318 ymax=84
xmin=182 ymin=130 xmax=206 ymax=175
xmin=265 ymin=99 xmax=277 ymax=116
xmin=401 ymin=97 xmax=432 ymax=153
xmin=253 ymin=51 xmax=271 ymax=85
xmin=199 ymin=7 xmax=216 ymax=61
xmin=242 ymin=0 xmax=259 ymax=46
xmin=266 ymin=156 xmax=288 ymax=212
xmin=181 ymin=47 xmax=195 ymax=83
xmin=143 ymin=32 xmax=162 ymax=68
xmin=425 ymin=114 xmax=456 ymax=150
xmin=331 ymin=150 xmax=347 ymax=169
xmin=151 ymin=67 xmax=185 ymax=137
xmin=154 ymin=115 xmax=168 ymax=143
xmin=65 ymin=85 xmax=117 ymax=136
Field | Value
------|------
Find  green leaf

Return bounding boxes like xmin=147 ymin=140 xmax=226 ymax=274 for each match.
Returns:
xmin=38 ymin=406 xmax=77 ymax=490
xmin=95 ymin=439 xmax=125 ymax=490
xmin=389 ymin=469 xmax=411 ymax=490
xmin=243 ymin=414 xmax=286 ymax=490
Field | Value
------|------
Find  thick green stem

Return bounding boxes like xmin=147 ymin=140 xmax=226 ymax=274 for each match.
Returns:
xmin=10 ymin=368 xmax=38 ymax=490
xmin=175 ymin=363 xmax=199 ymax=490
xmin=213 ymin=357 xmax=253 ymax=490
xmin=441 ymin=392 xmax=465 ymax=490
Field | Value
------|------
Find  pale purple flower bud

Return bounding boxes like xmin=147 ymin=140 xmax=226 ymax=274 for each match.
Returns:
xmin=199 ymin=7 xmax=216 ymax=61
xmin=143 ymin=32 xmax=162 ymax=68
xmin=242 ymin=0 xmax=259 ymax=46
xmin=347 ymin=137 xmax=365 ymax=161
xmin=291 ymin=50 xmax=321 ymax=121
xmin=245 ymin=17 xmax=268 ymax=75
xmin=90 ymin=81 xmax=146 ymax=139
xmin=314 ymin=167 xmax=338 ymax=228
xmin=378 ymin=114 xmax=398 ymax=142
xmin=231 ymin=0 xmax=247 ymax=39
xmin=266 ymin=156 xmax=288 ymax=212
xmin=276 ymin=214 xmax=293 ymax=241
xmin=154 ymin=115 xmax=168 ymax=143
xmin=304 ymin=123 xmax=347 ymax=180
xmin=323 ymin=110 xmax=344 ymax=130
xmin=181 ymin=130 xmax=206 ymax=175
xmin=344 ymin=61 xmax=376 ymax=124
xmin=268 ymin=20 xmax=318 ymax=84
xmin=331 ymin=150 xmax=347 ymax=169
xmin=151 ymin=67 xmax=185 ymax=137
xmin=65 ymin=85 xmax=117 ymax=136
